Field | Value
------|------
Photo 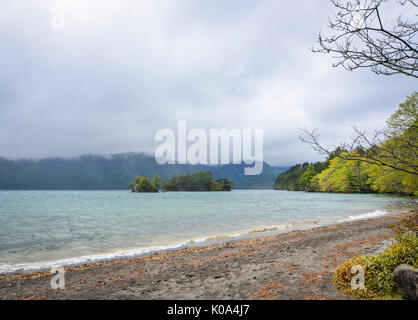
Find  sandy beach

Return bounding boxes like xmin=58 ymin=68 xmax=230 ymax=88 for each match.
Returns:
xmin=0 ymin=212 xmax=413 ymax=300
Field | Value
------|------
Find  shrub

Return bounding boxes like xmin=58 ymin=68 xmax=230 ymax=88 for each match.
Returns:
xmin=334 ymin=212 xmax=418 ymax=299
xmin=334 ymin=237 xmax=418 ymax=299
xmin=129 ymin=175 xmax=159 ymax=192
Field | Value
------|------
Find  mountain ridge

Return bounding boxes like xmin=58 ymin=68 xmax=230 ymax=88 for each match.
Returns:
xmin=0 ymin=153 xmax=285 ymax=190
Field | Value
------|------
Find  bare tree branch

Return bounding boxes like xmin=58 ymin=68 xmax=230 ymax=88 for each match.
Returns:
xmin=313 ymin=0 xmax=418 ymax=78
xmin=299 ymin=125 xmax=418 ymax=175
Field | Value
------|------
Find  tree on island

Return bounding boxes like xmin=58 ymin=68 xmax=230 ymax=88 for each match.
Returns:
xmin=152 ymin=173 xmax=162 ymax=190
xmin=128 ymin=171 xmax=234 ymax=192
xmin=162 ymin=171 xmax=234 ymax=192
xmin=128 ymin=175 xmax=160 ymax=193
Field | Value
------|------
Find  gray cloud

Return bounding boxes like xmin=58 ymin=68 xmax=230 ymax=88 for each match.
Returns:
xmin=0 ymin=0 xmax=416 ymax=166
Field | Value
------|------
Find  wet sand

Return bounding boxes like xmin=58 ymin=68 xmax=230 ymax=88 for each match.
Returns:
xmin=0 ymin=212 xmax=413 ymax=300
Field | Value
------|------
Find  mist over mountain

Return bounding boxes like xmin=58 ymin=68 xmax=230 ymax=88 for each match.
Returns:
xmin=0 ymin=153 xmax=286 ymax=190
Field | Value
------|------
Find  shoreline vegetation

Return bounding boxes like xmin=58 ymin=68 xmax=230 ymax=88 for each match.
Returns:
xmin=275 ymin=93 xmax=417 ymax=197
xmin=270 ymin=94 xmax=418 ymax=300
xmin=0 ymin=211 xmax=415 ymax=300
xmin=129 ymin=171 xmax=234 ymax=192
xmin=334 ymin=211 xmax=417 ymax=299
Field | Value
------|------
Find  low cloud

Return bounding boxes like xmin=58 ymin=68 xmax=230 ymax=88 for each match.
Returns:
xmin=0 ymin=0 xmax=415 ymax=166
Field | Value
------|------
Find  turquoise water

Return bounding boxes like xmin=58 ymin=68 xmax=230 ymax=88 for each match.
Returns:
xmin=0 ymin=190 xmax=413 ymax=274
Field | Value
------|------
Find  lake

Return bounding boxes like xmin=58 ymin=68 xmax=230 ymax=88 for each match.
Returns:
xmin=0 ymin=190 xmax=413 ymax=274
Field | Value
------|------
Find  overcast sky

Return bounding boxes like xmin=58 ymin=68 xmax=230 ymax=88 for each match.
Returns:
xmin=0 ymin=0 xmax=416 ymax=166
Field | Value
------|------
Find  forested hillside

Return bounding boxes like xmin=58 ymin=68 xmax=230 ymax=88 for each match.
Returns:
xmin=0 ymin=153 xmax=284 ymax=190
xmin=273 ymin=162 xmax=329 ymax=191
xmin=275 ymin=93 xmax=417 ymax=196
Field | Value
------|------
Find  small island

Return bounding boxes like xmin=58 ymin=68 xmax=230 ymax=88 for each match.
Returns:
xmin=128 ymin=174 xmax=161 ymax=193
xmin=128 ymin=171 xmax=234 ymax=192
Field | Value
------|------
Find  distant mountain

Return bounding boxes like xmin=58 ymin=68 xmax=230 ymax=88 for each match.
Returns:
xmin=0 ymin=153 xmax=285 ymax=190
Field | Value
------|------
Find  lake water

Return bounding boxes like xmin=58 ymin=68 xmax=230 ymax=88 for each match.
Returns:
xmin=0 ymin=190 xmax=413 ymax=274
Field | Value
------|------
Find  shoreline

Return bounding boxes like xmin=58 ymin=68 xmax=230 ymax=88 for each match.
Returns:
xmin=0 ymin=208 xmax=409 ymax=276
xmin=0 ymin=211 xmax=415 ymax=300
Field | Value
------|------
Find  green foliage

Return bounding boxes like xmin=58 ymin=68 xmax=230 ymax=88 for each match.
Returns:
xmin=334 ymin=238 xmax=418 ymax=299
xmin=162 ymin=171 xmax=234 ymax=192
xmin=326 ymin=146 xmax=346 ymax=161
xmin=366 ymin=164 xmax=417 ymax=195
xmin=276 ymin=93 xmax=417 ymax=196
xmin=152 ymin=173 xmax=162 ymax=190
xmin=378 ymin=93 xmax=417 ymax=179
xmin=273 ymin=162 xmax=328 ymax=191
xmin=312 ymin=155 xmax=372 ymax=193
xmin=211 ymin=178 xmax=235 ymax=191
xmin=301 ymin=165 xmax=316 ymax=190
xmin=364 ymin=93 xmax=417 ymax=195
xmin=283 ymin=151 xmax=414 ymax=195
xmin=334 ymin=213 xmax=418 ymax=299
xmin=129 ymin=175 xmax=159 ymax=193
xmin=309 ymin=151 xmax=416 ymax=195
xmin=387 ymin=92 xmax=417 ymax=138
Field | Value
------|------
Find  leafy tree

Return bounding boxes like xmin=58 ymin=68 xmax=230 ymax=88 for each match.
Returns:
xmin=277 ymin=149 xmax=415 ymax=195
xmin=300 ymin=165 xmax=317 ymax=191
xmin=346 ymin=158 xmax=372 ymax=193
xmin=367 ymin=164 xmax=418 ymax=195
xmin=211 ymin=178 xmax=234 ymax=191
xmin=161 ymin=171 xmax=234 ymax=192
xmin=301 ymin=93 xmax=418 ymax=176
xmin=312 ymin=157 xmax=351 ymax=192
xmin=309 ymin=155 xmax=372 ymax=193
xmin=274 ymin=161 xmax=329 ymax=191
xmin=152 ymin=173 xmax=161 ymax=190
xmin=129 ymin=176 xmax=159 ymax=192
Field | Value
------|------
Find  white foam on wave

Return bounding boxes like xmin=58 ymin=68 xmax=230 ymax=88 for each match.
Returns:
xmin=1 ymin=210 xmax=400 ymax=275
xmin=0 ymin=242 xmax=188 ymax=275
xmin=184 ymin=223 xmax=294 ymax=245
xmin=0 ymin=223 xmax=299 ymax=275
xmin=339 ymin=210 xmax=389 ymax=222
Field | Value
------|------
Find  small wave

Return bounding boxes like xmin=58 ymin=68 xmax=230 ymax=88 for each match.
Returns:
xmin=1 ymin=210 xmax=400 ymax=275
xmin=339 ymin=210 xmax=389 ymax=222
xmin=0 ymin=243 xmax=188 ymax=275
xmin=0 ymin=224 xmax=299 ymax=275
xmin=185 ymin=237 xmax=210 ymax=244
xmin=184 ymin=228 xmax=278 ymax=244
xmin=247 ymin=224 xmax=290 ymax=234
